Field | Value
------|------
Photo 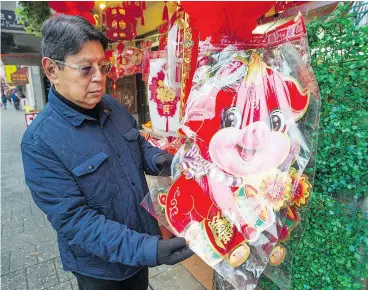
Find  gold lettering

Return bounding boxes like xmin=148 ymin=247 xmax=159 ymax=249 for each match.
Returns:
xmin=208 ymin=212 xmax=233 ymax=250
xmin=163 ymin=105 xmax=170 ymax=114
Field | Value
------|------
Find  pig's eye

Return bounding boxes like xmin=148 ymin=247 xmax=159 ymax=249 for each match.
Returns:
xmin=222 ymin=107 xmax=242 ymax=129
xmin=269 ymin=109 xmax=286 ymax=132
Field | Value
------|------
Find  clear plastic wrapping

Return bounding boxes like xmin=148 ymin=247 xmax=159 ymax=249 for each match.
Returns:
xmin=142 ymin=15 xmax=320 ymax=290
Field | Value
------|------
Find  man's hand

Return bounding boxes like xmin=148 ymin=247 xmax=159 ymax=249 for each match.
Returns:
xmin=155 ymin=154 xmax=174 ymax=176
xmin=157 ymin=237 xmax=194 ymax=265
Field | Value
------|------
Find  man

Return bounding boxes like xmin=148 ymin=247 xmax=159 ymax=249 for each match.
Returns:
xmin=10 ymin=91 xmax=18 ymax=110
xmin=2 ymin=93 xmax=7 ymax=109
xmin=21 ymin=14 xmax=193 ymax=290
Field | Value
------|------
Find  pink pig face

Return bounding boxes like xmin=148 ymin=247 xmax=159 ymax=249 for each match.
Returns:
xmin=209 ymin=54 xmax=309 ymax=177
xmin=210 ymin=122 xmax=290 ymax=176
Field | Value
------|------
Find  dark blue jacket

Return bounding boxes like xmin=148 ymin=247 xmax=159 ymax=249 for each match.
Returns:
xmin=21 ymin=89 xmax=164 ymax=280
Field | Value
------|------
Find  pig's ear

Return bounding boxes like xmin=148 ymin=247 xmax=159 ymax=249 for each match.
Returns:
xmin=284 ymin=78 xmax=310 ymax=121
xmin=185 ymin=95 xmax=216 ymax=122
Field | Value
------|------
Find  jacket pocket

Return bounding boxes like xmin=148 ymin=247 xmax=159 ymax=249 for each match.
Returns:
xmin=72 ymin=245 xmax=108 ymax=276
xmin=123 ymin=128 xmax=143 ymax=169
xmin=71 ymin=151 xmax=119 ymax=206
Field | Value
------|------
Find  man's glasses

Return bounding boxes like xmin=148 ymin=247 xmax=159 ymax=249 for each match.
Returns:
xmin=53 ymin=60 xmax=112 ymax=78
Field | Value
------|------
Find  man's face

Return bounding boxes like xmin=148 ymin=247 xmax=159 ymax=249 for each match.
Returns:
xmin=51 ymin=41 xmax=107 ymax=109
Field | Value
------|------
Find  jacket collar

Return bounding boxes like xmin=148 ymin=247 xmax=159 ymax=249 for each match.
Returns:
xmin=48 ymin=88 xmax=111 ymax=127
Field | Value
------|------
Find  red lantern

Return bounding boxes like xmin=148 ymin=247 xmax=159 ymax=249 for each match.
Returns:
xmin=49 ymin=1 xmax=70 ymax=13
xmin=181 ymin=1 xmax=275 ymax=42
xmin=81 ymin=12 xmax=96 ymax=25
xmin=48 ymin=1 xmax=96 ymax=25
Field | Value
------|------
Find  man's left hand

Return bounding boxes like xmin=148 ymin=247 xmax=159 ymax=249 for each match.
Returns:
xmin=154 ymin=154 xmax=174 ymax=176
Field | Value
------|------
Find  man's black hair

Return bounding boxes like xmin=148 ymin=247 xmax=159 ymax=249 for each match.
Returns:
xmin=41 ymin=14 xmax=108 ymax=62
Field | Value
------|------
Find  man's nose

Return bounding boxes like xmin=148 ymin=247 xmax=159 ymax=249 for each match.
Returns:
xmin=91 ymin=66 xmax=103 ymax=82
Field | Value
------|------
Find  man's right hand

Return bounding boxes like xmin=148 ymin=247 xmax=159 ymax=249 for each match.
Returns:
xmin=157 ymin=237 xmax=194 ymax=265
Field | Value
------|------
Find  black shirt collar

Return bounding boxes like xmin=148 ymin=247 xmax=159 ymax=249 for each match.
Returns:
xmin=51 ymin=86 xmax=100 ymax=120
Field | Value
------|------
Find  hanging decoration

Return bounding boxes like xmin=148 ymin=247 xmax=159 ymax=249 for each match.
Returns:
xmin=48 ymin=1 xmax=96 ymax=25
xmin=104 ymin=1 xmax=146 ymax=42
xmin=105 ymin=49 xmax=119 ymax=98
xmin=115 ymin=45 xmax=143 ymax=76
xmin=157 ymin=22 xmax=169 ymax=50
xmin=122 ymin=1 xmax=146 ymax=25
xmin=105 ymin=44 xmax=143 ymax=93
xmin=180 ymin=13 xmax=199 ymax=118
xmin=105 ymin=6 xmax=136 ymax=41
xmin=141 ymin=40 xmax=153 ymax=83
xmin=162 ymin=1 xmax=169 ymax=21
xmin=148 ymin=51 xmax=180 ymax=134
xmin=157 ymin=3 xmax=184 ymax=51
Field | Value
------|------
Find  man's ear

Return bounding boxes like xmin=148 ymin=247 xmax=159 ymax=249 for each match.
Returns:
xmin=42 ymin=58 xmax=59 ymax=85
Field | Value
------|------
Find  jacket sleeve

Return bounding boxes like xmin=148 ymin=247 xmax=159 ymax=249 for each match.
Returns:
xmin=21 ymin=142 xmax=159 ymax=267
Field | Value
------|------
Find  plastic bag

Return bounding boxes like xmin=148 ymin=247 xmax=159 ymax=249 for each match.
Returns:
xmin=142 ymin=15 xmax=320 ymax=290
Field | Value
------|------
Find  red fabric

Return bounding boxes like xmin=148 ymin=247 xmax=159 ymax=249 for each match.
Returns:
xmin=181 ymin=2 xmax=275 ymax=42
xmin=49 ymin=1 xmax=96 ymax=24
xmin=49 ymin=2 xmax=69 ymax=13
xmin=81 ymin=12 xmax=96 ymax=25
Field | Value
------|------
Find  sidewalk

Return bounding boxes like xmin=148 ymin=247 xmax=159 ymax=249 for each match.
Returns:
xmin=1 ymin=108 xmax=208 ymax=290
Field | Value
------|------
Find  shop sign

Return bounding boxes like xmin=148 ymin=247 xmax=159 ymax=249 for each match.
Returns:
xmin=1 ymin=10 xmax=26 ymax=32
xmin=25 ymin=112 xmax=38 ymax=127
xmin=5 ymin=66 xmax=29 ymax=85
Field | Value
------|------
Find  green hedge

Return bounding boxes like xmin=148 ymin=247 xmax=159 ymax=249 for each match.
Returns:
xmin=259 ymin=3 xmax=368 ymax=289
xmin=309 ymin=2 xmax=368 ymax=201
xmin=15 ymin=2 xmax=51 ymax=38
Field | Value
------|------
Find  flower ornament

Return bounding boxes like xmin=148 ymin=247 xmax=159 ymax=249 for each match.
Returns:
xmin=289 ymin=167 xmax=312 ymax=208
xmin=157 ymin=86 xmax=176 ymax=102
xmin=258 ymin=169 xmax=292 ymax=211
